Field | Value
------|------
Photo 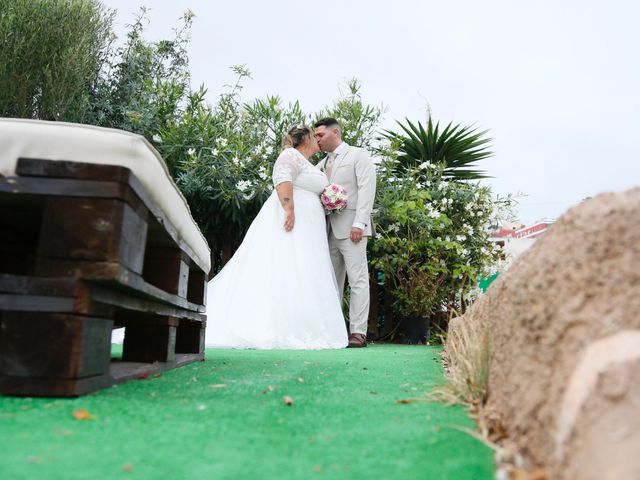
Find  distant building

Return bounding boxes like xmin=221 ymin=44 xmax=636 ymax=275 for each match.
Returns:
xmin=489 ymin=220 xmax=555 ymax=269
xmin=492 ymin=227 xmax=517 ymax=242
xmin=514 ymin=221 xmax=554 ymax=239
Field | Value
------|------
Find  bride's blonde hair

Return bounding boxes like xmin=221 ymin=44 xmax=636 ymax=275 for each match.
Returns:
xmin=282 ymin=124 xmax=313 ymax=149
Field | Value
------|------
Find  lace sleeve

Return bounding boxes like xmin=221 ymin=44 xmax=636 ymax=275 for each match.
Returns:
xmin=272 ymin=148 xmax=300 ymax=187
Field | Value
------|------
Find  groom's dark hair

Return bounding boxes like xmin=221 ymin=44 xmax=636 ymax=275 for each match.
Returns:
xmin=314 ymin=117 xmax=341 ymax=133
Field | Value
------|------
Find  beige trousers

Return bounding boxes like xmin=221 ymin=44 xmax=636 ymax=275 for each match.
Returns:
xmin=328 ymin=228 xmax=370 ymax=335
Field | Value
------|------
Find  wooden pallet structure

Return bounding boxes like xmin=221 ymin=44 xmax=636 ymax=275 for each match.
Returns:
xmin=0 ymin=119 xmax=211 ymax=397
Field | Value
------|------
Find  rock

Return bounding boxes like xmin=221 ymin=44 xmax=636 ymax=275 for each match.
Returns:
xmin=456 ymin=187 xmax=640 ymax=476
xmin=554 ymin=330 xmax=640 ymax=480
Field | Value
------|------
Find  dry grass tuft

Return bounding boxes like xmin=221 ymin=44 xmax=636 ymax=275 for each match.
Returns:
xmin=432 ymin=312 xmax=490 ymax=409
xmin=432 ymin=314 xmax=550 ymax=480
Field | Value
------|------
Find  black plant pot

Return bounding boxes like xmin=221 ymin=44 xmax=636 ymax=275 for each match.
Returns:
xmin=396 ymin=316 xmax=431 ymax=345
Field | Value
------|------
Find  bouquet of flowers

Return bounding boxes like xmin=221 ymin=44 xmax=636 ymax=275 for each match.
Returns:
xmin=321 ymin=183 xmax=348 ymax=213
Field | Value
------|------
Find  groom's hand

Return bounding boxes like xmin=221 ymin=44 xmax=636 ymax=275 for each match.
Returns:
xmin=350 ymin=227 xmax=363 ymax=243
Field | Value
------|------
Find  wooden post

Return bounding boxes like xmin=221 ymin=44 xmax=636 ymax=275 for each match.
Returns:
xmin=187 ymin=270 xmax=207 ymax=305
xmin=0 ymin=312 xmax=112 ymax=380
xmin=142 ymin=247 xmax=189 ymax=297
xmin=122 ymin=315 xmax=178 ymax=363
xmin=175 ymin=319 xmax=205 ymax=355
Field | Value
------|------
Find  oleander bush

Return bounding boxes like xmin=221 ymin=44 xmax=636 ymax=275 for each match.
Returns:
xmin=1 ymin=3 xmax=516 ymax=337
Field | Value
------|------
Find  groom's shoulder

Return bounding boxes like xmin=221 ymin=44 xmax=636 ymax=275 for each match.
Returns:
xmin=346 ymin=144 xmax=368 ymax=156
xmin=347 ymin=145 xmax=373 ymax=161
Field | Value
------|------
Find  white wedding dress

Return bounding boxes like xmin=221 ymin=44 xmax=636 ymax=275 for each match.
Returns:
xmin=204 ymin=148 xmax=348 ymax=349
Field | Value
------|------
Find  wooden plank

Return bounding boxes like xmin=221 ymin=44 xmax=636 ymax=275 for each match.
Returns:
xmin=109 ymin=353 xmax=204 ymax=383
xmin=0 ymin=373 xmax=112 ymax=397
xmin=32 ymin=261 xmax=205 ymax=312
xmin=0 ymin=353 xmax=204 ymax=397
xmin=101 ymin=264 xmax=205 ymax=312
xmin=89 ymin=285 xmax=205 ymax=323
xmin=0 ymin=312 xmax=113 ymax=380
xmin=33 ymin=259 xmax=121 ymax=278
xmin=16 ymin=158 xmax=134 ymax=183
xmin=13 ymin=160 xmax=148 ymax=219
xmin=0 ymin=176 xmax=124 ymax=198
xmin=0 ymin=174 xmax=208 ymax=276
xmin=0 ymin=294 xmax=75 ymax=312
xmin=119 ymin=201 xmax=148 ymax=275
xmin=0 ymin=274 xmax=77 ymax=296
xmin=0 ymin=273 xmax=204 ymax=320
xmin=114 ymin=310 xmax=180 ymax=327
xmin=36 ymin=197 xmax=147 ymax=275
xmin=37 ymin=197 xmax=121 ymax=262
xmin=0 ymin=275 xmax=113 ymax=318
xmin=13 ymin=158 xmax=209 ymax=274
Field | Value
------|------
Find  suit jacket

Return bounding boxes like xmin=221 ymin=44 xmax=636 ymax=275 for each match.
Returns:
xmin=318 ymin=144 xmax=377 ymax=239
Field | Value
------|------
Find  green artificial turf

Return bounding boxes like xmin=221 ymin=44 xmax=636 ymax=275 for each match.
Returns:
xmin=0 ymin=345 xmax=493 ymax=479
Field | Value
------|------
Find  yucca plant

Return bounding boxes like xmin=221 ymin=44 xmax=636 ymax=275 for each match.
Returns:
xmin=384 ymin=118 xmax=493 ymax=180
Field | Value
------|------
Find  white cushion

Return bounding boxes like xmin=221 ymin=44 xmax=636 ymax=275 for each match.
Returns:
xmin=0 ymin=118 xmax=210 ymax=274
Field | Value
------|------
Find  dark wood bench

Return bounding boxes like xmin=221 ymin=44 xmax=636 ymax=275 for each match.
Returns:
xmin=0 ymin=158 xmax=209 ymax=397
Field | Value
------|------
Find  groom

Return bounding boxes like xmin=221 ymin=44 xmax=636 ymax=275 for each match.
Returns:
xmin=314 ymin=118 xmax=377 ymax=348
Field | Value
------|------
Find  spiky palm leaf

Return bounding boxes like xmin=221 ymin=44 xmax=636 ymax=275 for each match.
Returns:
xmin=384 ymin=118 xmax=493 ymax=180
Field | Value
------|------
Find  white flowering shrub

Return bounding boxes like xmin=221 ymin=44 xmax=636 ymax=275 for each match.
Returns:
xmin=2 ymin=3 xmax=515 ymax=330
xmin=155 ymin=72 xmax=385 ymax=271
xmin=154 ymin=68 xmax=306 ymax=267
xmin=370 ymin=155 xmax=513 ymax=322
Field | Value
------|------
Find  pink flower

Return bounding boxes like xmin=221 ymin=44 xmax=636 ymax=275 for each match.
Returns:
xmin=321 ymin=194 xmax=329 ymax=203
xmin=327 ymin=203 xmax=336 ymax=209
xmin=331 ymin=184 xmax=339 ymax=192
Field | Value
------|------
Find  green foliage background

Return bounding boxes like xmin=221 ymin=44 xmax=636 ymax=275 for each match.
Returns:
xmin=0 ymin=2 xmax=517 ymax=333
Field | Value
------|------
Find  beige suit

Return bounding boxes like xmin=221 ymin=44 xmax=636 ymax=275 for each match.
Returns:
xmin=318 ymin=144 xmax=376 ymax=335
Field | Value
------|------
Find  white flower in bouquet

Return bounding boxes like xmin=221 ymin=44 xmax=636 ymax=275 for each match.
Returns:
xmin=321 ymin=183 xmax=348 ymax=213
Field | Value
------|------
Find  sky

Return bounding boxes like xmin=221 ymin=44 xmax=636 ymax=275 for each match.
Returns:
xmin=102 ymin=0 xmax=640 ymax=225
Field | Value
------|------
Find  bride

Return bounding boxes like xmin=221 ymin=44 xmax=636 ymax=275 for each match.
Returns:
xmin=204 ymin=125 xmax=348 ymax=349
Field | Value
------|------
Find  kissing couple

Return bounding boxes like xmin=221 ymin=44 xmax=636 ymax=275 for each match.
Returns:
xmin=205 ymin=118 xmax=377 ymax=349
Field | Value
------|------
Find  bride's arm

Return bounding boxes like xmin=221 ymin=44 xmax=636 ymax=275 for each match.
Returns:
xmin=276 ymin=182 xmax=295 ymax=232
xmin=272 ymin=149 xmax=300 ymax=232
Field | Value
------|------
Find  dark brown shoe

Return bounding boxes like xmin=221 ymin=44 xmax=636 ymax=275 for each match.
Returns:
xmin=347 ymin=333 xmax=367 ymax=348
